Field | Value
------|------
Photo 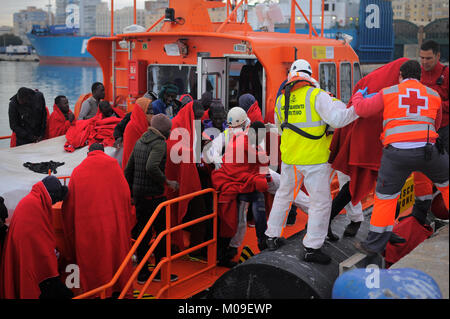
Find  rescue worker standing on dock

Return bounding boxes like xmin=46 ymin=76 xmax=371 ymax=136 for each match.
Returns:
xmin=265 ymin=59 xmax=359 ymax=264
xmin=352 ymin=60 xmax=449 ymax=255
xmin=410 ymin=40 xmax=449 ymax=226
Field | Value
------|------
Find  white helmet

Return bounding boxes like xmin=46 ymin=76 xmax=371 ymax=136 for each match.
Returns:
xmin=227 ymin=107 xmax=247 ymax=128
xmin=290 ymin=59 xmax=312 ymax=76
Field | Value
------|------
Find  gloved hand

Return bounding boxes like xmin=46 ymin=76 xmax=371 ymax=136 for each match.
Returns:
xmin=356 ymin=86 xmax=377 ymax=98
xmin=356 ymin=87 xmax=368 ymax=96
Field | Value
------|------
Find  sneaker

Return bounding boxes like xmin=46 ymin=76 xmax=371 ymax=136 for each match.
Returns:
xmin=327 ymin=225 xmax=339 ymax=242
xmin=217 ymin=259 xmax=238 ymax=268
xmin=266 ymin=237 xmax=286 ymax=251
xmin=257 ymin=235 xmax=269 ymax=251
xmin=354 ymin=241 xmax=378 ymax=256
xmin=137 ymin=267 xmax=151 ymax=285
xmin=225 ymin=247 xmax=238 ymax=260
xmin=152 ymin=272 xmax=179 ymax=282
xmin=343 ymin=221 xmax=361 ymax=237
xmin=303 ymin=247 xmax=331 ymax=264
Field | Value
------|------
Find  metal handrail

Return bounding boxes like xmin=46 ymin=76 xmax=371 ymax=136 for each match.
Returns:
xmin=74 ymin=188 xmax=217 ymax=299
xmin=217 ymin=0 xmax=247 ymax=33
xmin=0 ymin=135 xmax=12 ymax=140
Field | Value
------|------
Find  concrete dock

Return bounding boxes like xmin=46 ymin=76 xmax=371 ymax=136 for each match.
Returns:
xmin=391 ymin=225 xmax=449 ymax=299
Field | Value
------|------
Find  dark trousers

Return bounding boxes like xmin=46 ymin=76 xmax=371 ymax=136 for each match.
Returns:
xmin=133 ymin=196 xmax=167 ymax=266
xmin=438 ymin=124 xmax=449 ymax=154
xmin=329 ymin=181 xmax=352 ymax=221
xmin=365 ymin=144 xmax=449 ymax=253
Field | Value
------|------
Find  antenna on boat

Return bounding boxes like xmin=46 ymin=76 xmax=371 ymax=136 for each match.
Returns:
xmin=46 ymin=0 xmax=52 ymax=26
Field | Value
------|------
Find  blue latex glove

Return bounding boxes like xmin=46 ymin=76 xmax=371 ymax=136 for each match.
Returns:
xmin=356 ymin=86 xmax=377 ymax=98
xmin=356 ymin=87 xmax=368 ymax=96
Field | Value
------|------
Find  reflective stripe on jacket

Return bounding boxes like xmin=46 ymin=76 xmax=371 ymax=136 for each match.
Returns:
xmin=381 ymin=79 xmax=441 ymax=145
xmin=275 ymin=85 xmax=332 ymax=165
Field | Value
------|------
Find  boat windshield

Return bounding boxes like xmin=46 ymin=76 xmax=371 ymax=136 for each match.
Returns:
xmin=147 ymin=64 xmax=198 ymax=99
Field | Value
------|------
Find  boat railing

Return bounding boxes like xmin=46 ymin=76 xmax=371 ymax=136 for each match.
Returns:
xmin=74 ymin=188 xmax=218 ymax=299
xmin=0 ymin=135 xmax=11 ymax=140
xmin=110 ymin=0 xmax=325 ymax=37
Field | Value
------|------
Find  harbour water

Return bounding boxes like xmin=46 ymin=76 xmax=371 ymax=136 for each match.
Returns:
xmin=0 ymin=61 xmax=102 ymax=147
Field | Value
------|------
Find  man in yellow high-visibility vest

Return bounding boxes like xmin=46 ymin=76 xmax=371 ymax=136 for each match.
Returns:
xmin=265 ymin=59 xmax=359 ymax=264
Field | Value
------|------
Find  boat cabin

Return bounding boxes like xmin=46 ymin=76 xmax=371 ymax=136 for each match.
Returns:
xmin=88 ymin=0 xmax=361 ymax=122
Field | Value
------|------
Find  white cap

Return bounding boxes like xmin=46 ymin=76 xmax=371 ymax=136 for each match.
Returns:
xmin=290 ymin=59 xmax=312 ymax=76
xmin=227 ymin=107 xmax=248 ymax=128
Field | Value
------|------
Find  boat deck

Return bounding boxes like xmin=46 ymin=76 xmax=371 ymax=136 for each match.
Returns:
xmin=131 ymin=209 xmax=309 ymax=299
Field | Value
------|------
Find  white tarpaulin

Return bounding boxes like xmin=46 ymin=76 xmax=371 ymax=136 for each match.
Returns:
xmin=0 ymin=136 xmax=123 ymax=219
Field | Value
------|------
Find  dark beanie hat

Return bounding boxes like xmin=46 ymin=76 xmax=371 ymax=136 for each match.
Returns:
xmin=238 ymin=93 xmax=256 ymax=112
xmin=151 ymin=113 xmax=172 ymax=134
xmin=88 ymin=142 xmax=104 ymax=153
xmin=42 ymin=176 xmax=68 ymax=204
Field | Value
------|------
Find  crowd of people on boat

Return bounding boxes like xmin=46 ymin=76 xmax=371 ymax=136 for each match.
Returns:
xmin=0 ymin=40 xmax=448 ymax=299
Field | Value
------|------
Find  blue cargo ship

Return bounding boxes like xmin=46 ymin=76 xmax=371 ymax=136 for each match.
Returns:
xmin=26 ymin=25 xmax=98 ymax=66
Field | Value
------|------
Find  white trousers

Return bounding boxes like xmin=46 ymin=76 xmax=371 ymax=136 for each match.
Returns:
xmin=337 ymin=171 xmax=364 ymax=223
xmin=265 ymin=162 xmax=333 ymax=249
xmin=267 ymin=168 xmax=310 ymax=213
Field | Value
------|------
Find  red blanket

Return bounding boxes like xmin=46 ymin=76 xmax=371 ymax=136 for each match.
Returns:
xmin=211 ymin=133 xmax=268 ymax=237
xmin=88 ymin=116 xmax=122 ymax=147
xmin=122 ymin=104 xmax=148 ymax=169
xmin=247 ymin=100 xmax=264 ymax=123
xmin=329 ymin=58 xmax=410 ymax=204
xmin=165 ymin=101 xmax=203 ymax=248
xmin=1 ymin=182 xmax=59 ymax=299
xmin=64 ymin=112 xmax=123 ymax=152
xmin=384 ymin=216 xmax=433 ymax=267
xmin=61 ymin=151 xmax=134 ymax=297
xmin=48 ymin=104 xmax=75 ymax=138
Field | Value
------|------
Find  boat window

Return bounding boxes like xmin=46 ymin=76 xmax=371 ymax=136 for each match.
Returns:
xmin=227 ymin=58 xmax=263 ymax=110
xmin=147 ymin=65 xmax=198 ymax=99
xmin=319 ymin=63 xmax=337 ymax=97
xmin=207 ymin=73 xmax=221 ymax=99
xmin=340 ymin=62 xmax=352 ymax=104
xmin=200 ymin=58 xmax=227 ymax=106
xmin=353 ymin=62 xmax=362 ymax=88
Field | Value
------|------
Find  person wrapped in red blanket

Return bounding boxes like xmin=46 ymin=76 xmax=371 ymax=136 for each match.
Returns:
xmin=329 ymin=58 xmax=411 ymax=207
xmin=165 ymin=100 xmax=206 ymax=250
xmin=1 ymin=176 xmax=72 ymax=299
xmin=239 ymin=93 xmax=264 ymax=123
xmin=61 ymin=144 xmax=134 ymax=298
xmin=64 ymin=101 xmax=124 ymax=152
xmin=48 ymin=96 xmax=76 ymax=138
xmin=122 ymin=97 xmax=152 ymax=169
xmin=211 ymin=121 xmax=269 ymax=267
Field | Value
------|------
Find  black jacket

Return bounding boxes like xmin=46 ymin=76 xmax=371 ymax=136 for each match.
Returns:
xmin=124 ymin=127 xmax=167 ymax=198
xmin=113 ymin=112 xmax=131 ymax=140
xmin=9 ymin=90 xmax=47 ymax=146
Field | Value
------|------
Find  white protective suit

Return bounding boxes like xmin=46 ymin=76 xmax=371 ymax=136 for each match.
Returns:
xmin=265 ymin=82 xmax=359 ymax=249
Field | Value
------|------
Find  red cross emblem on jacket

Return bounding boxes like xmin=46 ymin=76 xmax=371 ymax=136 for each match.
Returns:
xmin=398 ymin=88 xmax=428 ymax=116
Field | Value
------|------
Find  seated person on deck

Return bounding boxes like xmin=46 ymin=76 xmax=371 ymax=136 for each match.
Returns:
xmin=48 ymin=95 xmax=75 ymax=138
xmin=78 ymin=82 xmax=105 ymax=120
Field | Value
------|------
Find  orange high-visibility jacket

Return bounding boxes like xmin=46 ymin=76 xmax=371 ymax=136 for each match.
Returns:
xmin=381 ymin=79 xmax=441 ymax=145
